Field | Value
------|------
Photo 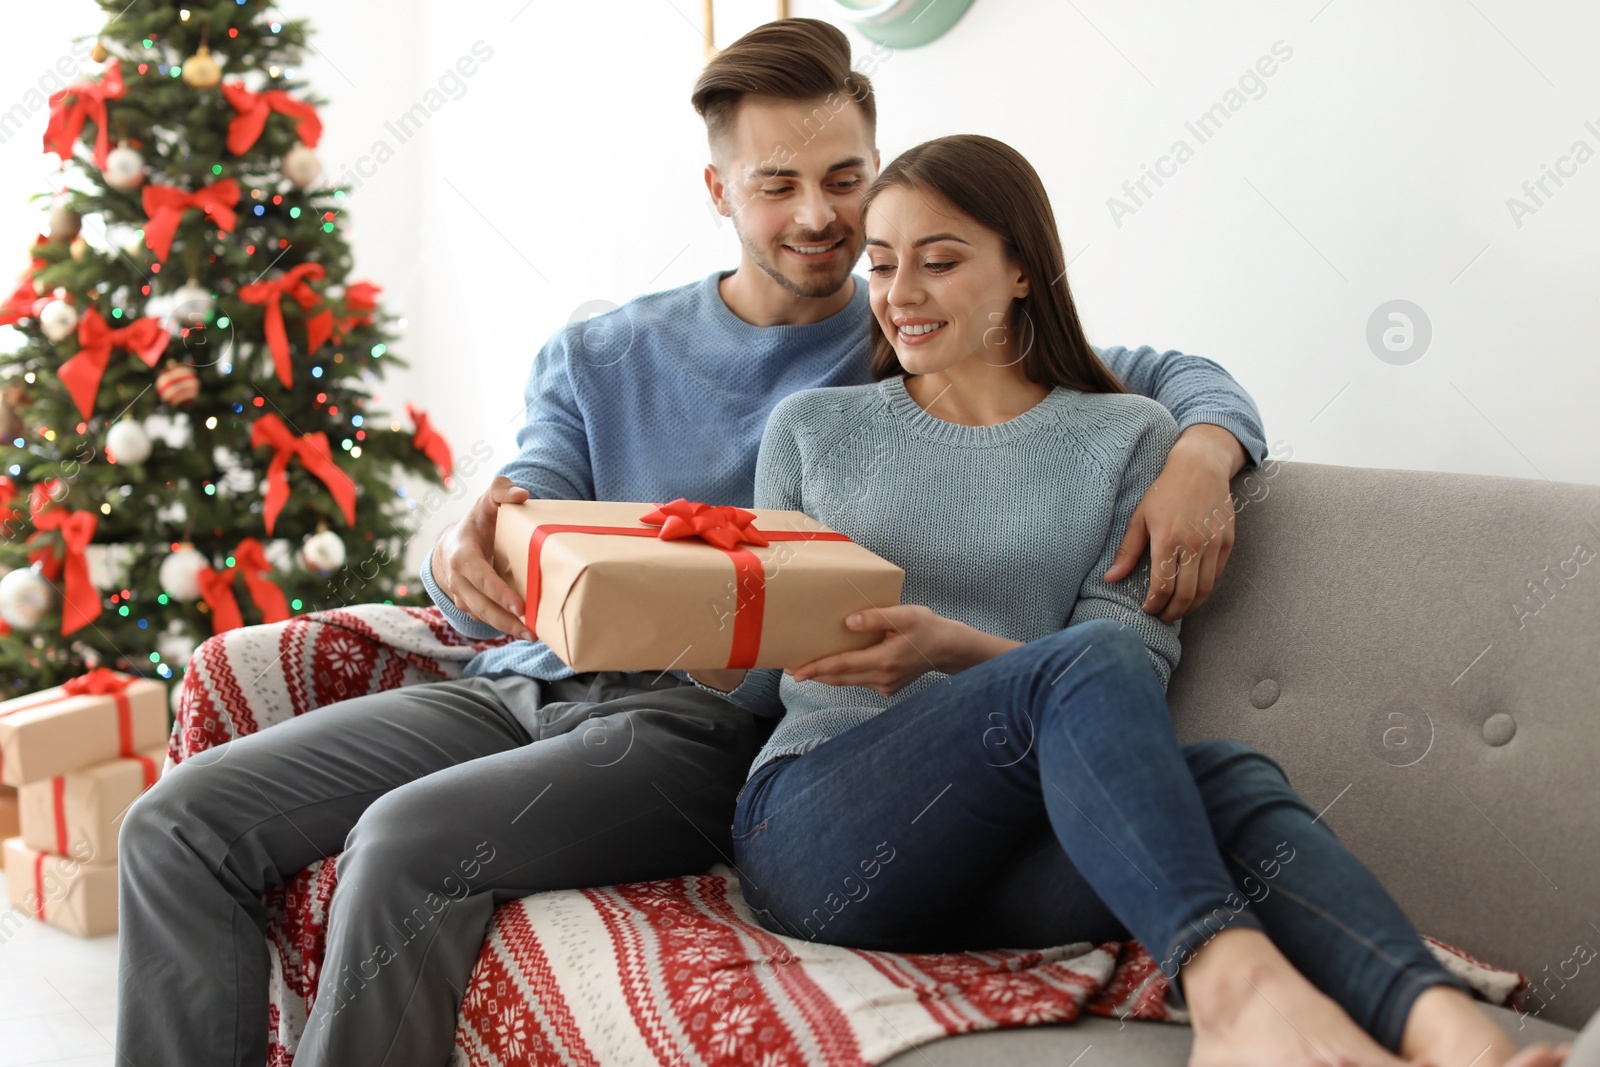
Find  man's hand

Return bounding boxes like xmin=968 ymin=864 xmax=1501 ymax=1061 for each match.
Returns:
xmin=431 ymin=475 xmax=533 ymax=639
xmin=1104 ymin=424 xmax=1247 ymax=623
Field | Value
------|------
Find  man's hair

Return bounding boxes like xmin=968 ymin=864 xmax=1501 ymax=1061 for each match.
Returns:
xmin=690 ymin=18 xmax=876 ymax=153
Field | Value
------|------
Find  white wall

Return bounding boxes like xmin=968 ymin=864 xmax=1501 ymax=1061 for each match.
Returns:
xmin=7 ymin=1 xmax=1598 ymax=577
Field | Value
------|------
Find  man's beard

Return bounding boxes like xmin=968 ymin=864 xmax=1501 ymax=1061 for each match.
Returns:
xmin=736 ymin=223 xmax=857 ymax=300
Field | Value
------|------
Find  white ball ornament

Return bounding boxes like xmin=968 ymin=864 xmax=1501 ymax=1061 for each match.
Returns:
xmin=299 ymin=529 xmax=346 ymax=574
xmin=159 ymin=545 xmax=209 ymax=602
xmin=156 ymin=629 xmax=197 ymax=667
xmin=103 ymin=143 xmax=146 ymax=191
xmin=281 ymin=143 xmax=322 ymax=189
xmin=106 ymin=419 xmax=153 ymax=465
xmin=164 ymin=282 xmax=213 ymax=327
xmin=0 ymin=567 xmax=55 ymax=631
xmin=39 ymin=299 xmax=80 ymax=343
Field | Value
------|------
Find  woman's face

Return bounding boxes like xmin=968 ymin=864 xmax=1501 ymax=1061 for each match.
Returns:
xmin=863 ymin=186 xmax=1030 ymax=378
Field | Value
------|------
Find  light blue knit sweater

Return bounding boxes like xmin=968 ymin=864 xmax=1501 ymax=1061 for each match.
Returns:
xmin=420 ymin=270 xmax=1260 ymax=680
xmin=704 ymin=377 xmax=1183 ymax=777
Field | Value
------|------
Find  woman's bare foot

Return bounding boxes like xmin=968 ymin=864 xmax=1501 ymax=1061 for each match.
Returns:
xmin=1180 ymin=927 xmax=1411 ymax=1067
xmin=1400 ymin=983 xmax=1570 ymax=1067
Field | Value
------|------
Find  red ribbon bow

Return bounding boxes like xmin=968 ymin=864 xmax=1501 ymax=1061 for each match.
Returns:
xmin=0 ymin=477 xmax=15 ymax=635
xmin=0 ymin=236 xmax=51 ymax=327
xmin=336 ymin=280 xmax=380 ymax=337
xmin=61 ymin=667 xmax=133 ymax=698
xmin=195 ymin=538 xmax=291 ymax=634
xmin=57 ymin=307 xmax=171 ymax=422
xmin=221 ymin=81 xmax=323 ymax=154
xmin=42 ymin=59 xmax=125 ymax=169
xmin=27 ymin=508 xmax=101 ymax=635
xmin=238 ymin=263 xmax=333 ymax=388
xmin=640 ymin=498 xmax=771 ymax=551
xmin=0 ymin=476 xmax=17 ymax=525
xmin=250 ymin=414 xmax=357 ymax=536
xmin=406 ymin=404 xmax=454 ymax=484
xmin=141 ymin=177 xmax=240 ymax=263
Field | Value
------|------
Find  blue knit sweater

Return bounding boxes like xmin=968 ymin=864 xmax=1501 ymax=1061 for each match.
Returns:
xmin=697 ymin=378 xmax=1181 ymax=777
xmin=420 ymin=270 xmax=1265 ymax=680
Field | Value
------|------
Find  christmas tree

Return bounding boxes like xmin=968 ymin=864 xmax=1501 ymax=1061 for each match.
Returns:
xmin=0 ymin=1 xmax=455 ymax=694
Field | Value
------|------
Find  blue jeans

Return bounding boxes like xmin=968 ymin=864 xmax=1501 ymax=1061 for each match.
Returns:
xmin=732 ymin=618 xmax=1470 ymax=1052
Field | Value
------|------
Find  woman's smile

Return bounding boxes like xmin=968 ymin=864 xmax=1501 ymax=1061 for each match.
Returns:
xmin=892 ymin=316 xmax=949 ymax=345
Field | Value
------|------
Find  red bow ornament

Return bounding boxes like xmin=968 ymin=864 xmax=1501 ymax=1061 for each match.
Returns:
xmin=141 ymin=177 xmax=240 ymax=263
xmin=250 ymin=413 xmax=357 ymax=536
xmin=195 ymin=539 xmax=290 ymax=635
xmin=58 ymin=307 xmax=171 ymax=422
xmin=335 ymin=280 xmax=380 ymax=338
xmin=640 ymin=499 xmax=771 ymax=551
xmin=0 ymin=237 xmax=51 ymax=327
xmin=238 ymin=263 xmax=334 ymax=388
xmin=406 ymin=404 xmax=454 ymax=484
xmin=220 ymin=81 xmax=323 ymax=155
xmin=27 ymin=506 xmax=101 ymax=635
xmin=42 ymin=59 xmax=125 ymax=169
xmin=0 ymin=476 xmax=15 ymax=634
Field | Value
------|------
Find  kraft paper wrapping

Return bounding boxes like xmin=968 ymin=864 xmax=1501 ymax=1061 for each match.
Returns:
xmin=19 ymin=748 xmax=163 ymax=862
xmin=0 ymin=677 xmax=167 ymax=787
xmin=492 ymin=500 xmax=905 ymax=671
xmin=0 ymin=789 xmax=17 ymax=862
xmin=3 ymin=836 xmax=118 ymax=938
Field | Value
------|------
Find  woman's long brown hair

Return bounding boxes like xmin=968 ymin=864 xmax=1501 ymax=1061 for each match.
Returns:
xmin=859 ymin=135 xmax=1126 ymax=395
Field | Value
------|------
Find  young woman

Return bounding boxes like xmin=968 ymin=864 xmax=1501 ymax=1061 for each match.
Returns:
xmin=692 ymin=136 xmax=1568 ymax=1067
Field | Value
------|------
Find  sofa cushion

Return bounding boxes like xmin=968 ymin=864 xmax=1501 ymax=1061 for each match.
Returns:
xmin=880 ymin=1005 xmax=1578 ymax=1067
xmin=1165 ymin=462 xmax=1600 ymax=1029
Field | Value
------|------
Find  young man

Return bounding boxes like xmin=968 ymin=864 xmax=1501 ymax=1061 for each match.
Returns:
xmin=116 ymin=18 xmax=1265 ymax=1067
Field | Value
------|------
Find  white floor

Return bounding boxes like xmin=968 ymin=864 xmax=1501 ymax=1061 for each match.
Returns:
xmin=0 ymin=906 xmax=119 ymax=1067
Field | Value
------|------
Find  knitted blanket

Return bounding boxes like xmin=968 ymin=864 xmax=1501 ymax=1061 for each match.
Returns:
xmin=172 ymin=605 xmax=1529 ymax=1066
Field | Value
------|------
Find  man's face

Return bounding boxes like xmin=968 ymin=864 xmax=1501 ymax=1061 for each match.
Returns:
xmin=707 ymin=95 xmax=878 ymax=299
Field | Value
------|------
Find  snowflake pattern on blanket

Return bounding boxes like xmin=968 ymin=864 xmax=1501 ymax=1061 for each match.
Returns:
xmin=169 ymin=604 xmax=1530 ymax=1066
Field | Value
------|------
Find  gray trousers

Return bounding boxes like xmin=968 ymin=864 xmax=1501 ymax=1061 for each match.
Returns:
xmin=115 ymin=670 xmax=772 ymax=1067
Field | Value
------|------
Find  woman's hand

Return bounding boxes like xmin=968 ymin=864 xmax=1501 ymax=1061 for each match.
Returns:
xmin=788 ymin=606 xmax=1019 ymax=696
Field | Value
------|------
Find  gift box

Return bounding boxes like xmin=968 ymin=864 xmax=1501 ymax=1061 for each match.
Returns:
xmin=0 ymin=670 xmax=167 ymax=787
xmin=3 ymin=836 xmax=117 ymax=937
xmin=493 ymin=498 xmax=905 ymax=671
xmin=18 ymin=747 xmax=162 ymax=863
xmin=0 ymin=788 xmax=17 ymax=860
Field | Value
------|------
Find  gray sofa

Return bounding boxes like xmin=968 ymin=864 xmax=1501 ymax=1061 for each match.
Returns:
xmin=889 ymin=460 xmax=1599 ymax=1064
